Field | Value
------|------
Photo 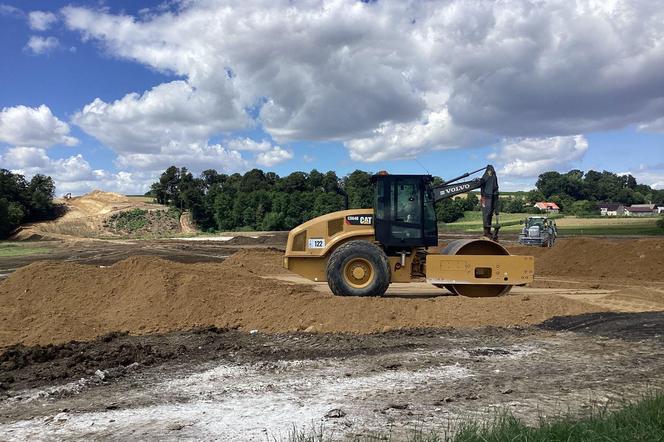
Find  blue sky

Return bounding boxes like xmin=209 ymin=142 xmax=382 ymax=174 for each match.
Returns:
xmin=0 ymin=0 xmax=663 ymax=195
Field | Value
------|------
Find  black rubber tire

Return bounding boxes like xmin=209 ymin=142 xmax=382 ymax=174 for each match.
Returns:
xmin=326 ymin=240 xmax=390 ymax=297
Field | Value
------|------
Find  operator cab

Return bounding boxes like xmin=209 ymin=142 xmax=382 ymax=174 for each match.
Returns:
xmin=372 ymin=174 xmax=438 ymax=249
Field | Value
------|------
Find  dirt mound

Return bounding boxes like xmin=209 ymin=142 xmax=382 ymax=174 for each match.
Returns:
xmin=508 ymin=237 xmax=664 ymax=280
xmin=221 ymin=248 xmax=286 ymax=274
xmin=11 ymin=190 xmax=177 ymax=240
xmin=71 ymin=190 xmax=132 ymax=206
xmin=1 ymin=249 xmax=609 ymax=348
xmin=224 ymin=235 xmax=283 ymax=245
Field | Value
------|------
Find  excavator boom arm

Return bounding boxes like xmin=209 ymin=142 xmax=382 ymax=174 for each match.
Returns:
xmin=431 ymin=178 xmax=483 ymax=202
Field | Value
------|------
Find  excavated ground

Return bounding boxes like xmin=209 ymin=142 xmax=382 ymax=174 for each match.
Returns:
xmin=3 ymin=242 xmax=663 ymax=348
xmin=0 ymin=236 xmax=663 ymax=440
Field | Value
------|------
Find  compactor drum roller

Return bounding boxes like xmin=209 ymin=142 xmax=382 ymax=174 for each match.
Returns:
xmin=283 ymin=167 xmax=534 ymax=297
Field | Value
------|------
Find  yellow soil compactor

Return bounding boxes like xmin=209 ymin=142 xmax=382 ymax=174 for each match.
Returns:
xmin=284 ymin=166 xmax=534 ymax=297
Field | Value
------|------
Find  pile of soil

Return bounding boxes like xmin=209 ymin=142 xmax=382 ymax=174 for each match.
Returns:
xmin=224 ymin=234 xmax=287 ymax=246
xmin=0 ymin=250 xmax=600 ymax=348
xmin=10 ymin=190 xmax=177 ymax=240
xmin=221 ymin=248 xmax=287 ymax=274
xmin=508 ymin=237 xmax=664 ymax=280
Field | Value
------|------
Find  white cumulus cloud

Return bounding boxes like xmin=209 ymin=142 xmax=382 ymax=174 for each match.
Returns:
xmin=227 ymin=138 xmax=275 ymax=153
xmin=621 ymin=164 xmax=664 ymax=190
xmin=0 ymin=105 xmax=77 ymax=148
xmin=25 ymin=35 xmax=60 ymax=54
xmin=346 ymin=109 xmax=493 ymax=162
xmin=114 ymin=143 xmax=249 ymax=174
xmin=71 ymin=79 xmax=264 ymax=172
xmin=28 ymin=10 xmax=58 ymax=31
xmin=255 ymin=147 xmax=294 ymax=167
xmin=491 ymin=135 xmax=589 ymax=178
xmin=73 ymin=80 xmax=247 ymax=159
xmin=2 ymin=146 xmax=154 ymax=195
xmin=59 ymin=0 xmax=664 ymax=163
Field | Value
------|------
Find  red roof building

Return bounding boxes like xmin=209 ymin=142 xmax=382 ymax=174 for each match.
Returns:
xmin=534 ymin=202 xmax=560 ymax=212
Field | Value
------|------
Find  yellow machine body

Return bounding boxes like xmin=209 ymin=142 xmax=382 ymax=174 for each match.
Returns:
xmin=426 ymin=255 xmax=533 ymax=286
xmin=283 ymin=209 xmax=534 ymax=296
xmin=284 ymin=209 xmax=375 ymax=282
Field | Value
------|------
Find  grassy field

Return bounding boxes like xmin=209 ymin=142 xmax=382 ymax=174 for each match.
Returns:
xmin=0 ymin=242 xmax=53 ymax=257
xmin=441 ymin=212 xmax=664 ymax=236
xmin=288 ymin=393 xmax=664 ymax=441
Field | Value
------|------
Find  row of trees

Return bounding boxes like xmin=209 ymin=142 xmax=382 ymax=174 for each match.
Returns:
xmin=149 ymin=167 xmax=376 ymax=231
xmin=0 ymin=169 xmax=57 ymax=238
xmin=499 ymin=170 xmax=664 ymax=215
xmin=149 ymin=167 xmax=664 ymax=231
xmin=2 ymin=166 xmax=662 ymax=239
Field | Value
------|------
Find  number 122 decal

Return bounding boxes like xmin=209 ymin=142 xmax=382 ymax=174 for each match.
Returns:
xmin=308 ymin=238 xmax=325 ymax=249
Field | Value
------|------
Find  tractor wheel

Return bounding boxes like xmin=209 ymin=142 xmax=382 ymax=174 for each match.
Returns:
xmin=326 ymin=240 xmax=390 ymax=297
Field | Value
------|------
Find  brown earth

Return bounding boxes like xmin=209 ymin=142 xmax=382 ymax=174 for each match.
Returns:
xmin=1 ymin=312 xmax=662 ymax=393
xmin=0 ymin=250 xmax=601 ymax=348
xmin=10 ymin=190 xmax=178 ymax=240
xmin=0 ymin=237 xmax=663 ymax=349
xmin=508 ymin=237 xmax=664 ymax=280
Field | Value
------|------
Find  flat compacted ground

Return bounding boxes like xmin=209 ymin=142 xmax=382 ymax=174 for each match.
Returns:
xmin=0 ymin=235 xmax=663 ymax=440
xmin=1 ymin=314 xmax=663 ymax=441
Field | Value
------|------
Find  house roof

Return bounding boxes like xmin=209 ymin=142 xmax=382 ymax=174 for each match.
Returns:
xmin=630 ymin=204 xmax=655 ymax=209
xmin=626 ymin=206 xmax=656 ymax=212
xmin=534 ymin=202 xmax=560 ymax=210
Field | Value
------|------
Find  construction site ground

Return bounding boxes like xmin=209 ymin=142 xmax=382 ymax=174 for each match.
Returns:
xmin=1 ymin=234 xmax=663 ymax=440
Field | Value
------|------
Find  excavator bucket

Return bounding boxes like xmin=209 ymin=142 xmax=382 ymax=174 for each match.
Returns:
xmin=427 ymin=239 xmax=534 ymax=297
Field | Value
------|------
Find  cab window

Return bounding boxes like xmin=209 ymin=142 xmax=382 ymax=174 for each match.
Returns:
xmin=391 ymin=178 xmax=422 ymax=240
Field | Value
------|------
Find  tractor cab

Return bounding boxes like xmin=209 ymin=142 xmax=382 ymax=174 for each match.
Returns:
xmin=372 ymin=174 xmax=438 ymax=249
xmin=525 ymin=217 xmax=543 ymax=229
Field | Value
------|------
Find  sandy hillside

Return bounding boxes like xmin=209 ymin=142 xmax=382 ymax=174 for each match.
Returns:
xmin=11 ymin=191 xmax=174 ymax=240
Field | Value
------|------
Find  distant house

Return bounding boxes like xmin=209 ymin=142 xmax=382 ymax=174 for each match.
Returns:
xmin=625 ymin=204 xmax=657 ymax=216
xmin=597 ymin=203 xmax=625 ymax=216
xmin=534 ymin=202 xmax=560 ymax=213
xmin=657 ymin=204 xmax=664 ymax=215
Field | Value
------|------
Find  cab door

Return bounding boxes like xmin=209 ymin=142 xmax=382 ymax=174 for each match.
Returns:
xmin=374 ymin=175 xmax=436 ymax=248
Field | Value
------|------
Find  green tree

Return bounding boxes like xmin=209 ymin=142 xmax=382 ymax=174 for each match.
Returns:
xmin=525 ymin=189 xmax=545 ymax=204
xmin=436 ymin=198 xmax=465 ymax=223
xmin=462 ymin=193 xmax=479 ymax=211
xmin=570 ymin=200 xmax=599 ymax=216
xmin=0 ymin=169 xmax=57 ymax=238
xmin=27 ymin=174 xmax=55 ymax=220
xmin=282 ymin=172 xmax=309 ymax=192
xmin=536 ymin=172 xmax=566 ymax=198
xmin=344 ymin=170 xmax=373 ymax=208
xmin=502 ymin=197 xmax=525 ymax=213
xmin=313 ymin=192 xmax=344 ymax=217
